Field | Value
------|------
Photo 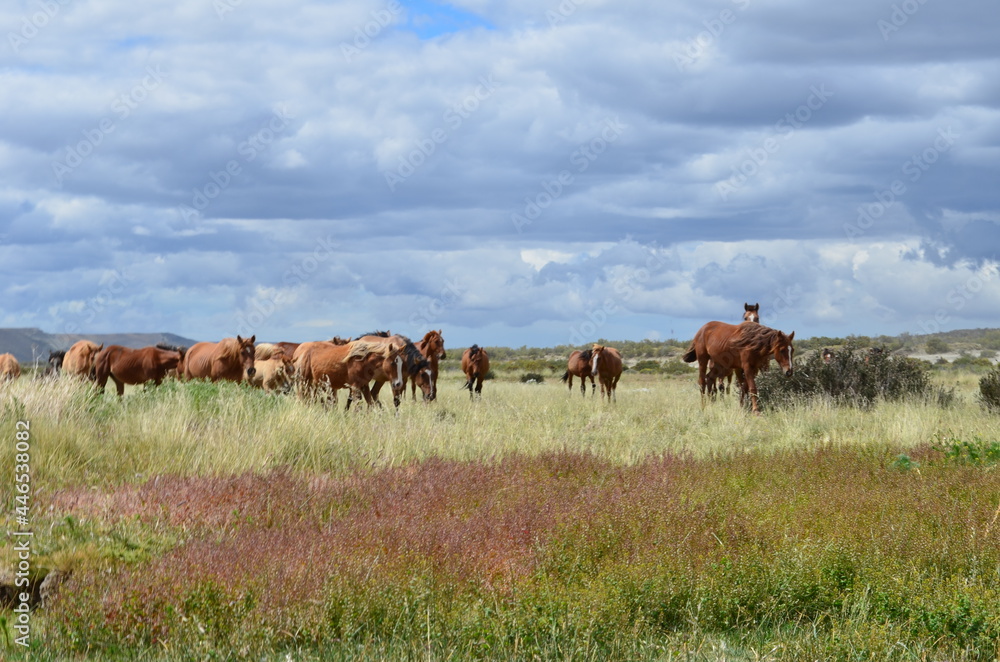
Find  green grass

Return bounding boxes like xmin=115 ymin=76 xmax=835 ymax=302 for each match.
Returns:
xmin=2 ymin=372 xmax=1000 ymax=660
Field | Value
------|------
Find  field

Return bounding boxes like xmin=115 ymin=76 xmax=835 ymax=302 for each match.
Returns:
xmin=2 ymin=369 xmax=999 ymax=660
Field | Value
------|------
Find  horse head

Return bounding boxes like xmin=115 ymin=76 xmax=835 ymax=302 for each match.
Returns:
xmin=772 ymin=331 xmax=795 ymax=376
xmin=822 ymin=348 xmax=833 ymax=364
xmin=381 ymin=343 xmax=406 ymax=394
xmin=743 ymin=302 xmax=760 ymax=323
xmin=590 ymin=344 xmax=606 ymax=377
xmin=236 ymin=334 xmax=256 ymax=379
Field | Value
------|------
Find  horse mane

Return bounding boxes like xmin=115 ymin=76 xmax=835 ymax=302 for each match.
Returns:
xmin=393 ymin=335 xmax=428 ymax=372
xmin=347 ymin=340 xmax=387 ymax=360
xmin=592 ymin=344 xmax=605 ymax=351
xmin=469 ymin=344 xmax=480 ymax=355
xmin=732 ymin=324 xmax=789 ymax=353
xmin=357 ymin=330 xmax=390 ymax=338
xmin=327 ymin=336 xmax=352 ymax=345
xmin=255 ymin=343 xmax=278 ymax=360
xmin=579 ymin=349 xmax=593 ymax=361
xmin=216 ymin=337 xmax=243 ymax=361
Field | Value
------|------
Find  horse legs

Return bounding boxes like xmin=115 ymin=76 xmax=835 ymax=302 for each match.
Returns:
xmin=112 ymin=375 xmax=125 ymax=397
xmin=744 ymin=369 xmax=761 ymax=414
xmin=474 ymin=376 xmax=483 ymax=397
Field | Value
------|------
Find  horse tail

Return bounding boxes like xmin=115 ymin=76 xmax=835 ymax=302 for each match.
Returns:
xmin=561 ymin=370 xmax=570 ymax=383
xmin=682 ymin=347 xmax=697 ymax=363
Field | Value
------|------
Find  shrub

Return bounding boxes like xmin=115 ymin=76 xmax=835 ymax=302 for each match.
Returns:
xmin=978 ymin=365 xmax=1000 ymax=412
xmin=925 ymin=337 xmax=950 ymax=354
xmin=757 ymin=343 xmax=932 ymax=410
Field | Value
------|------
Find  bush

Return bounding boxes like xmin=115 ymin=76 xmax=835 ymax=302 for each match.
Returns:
xmin=978 ymin=365 xmax=1000 ymax=412
xmin=757 ymin=343 xmax=932 ymax=410
xmin=925 ymin=337 xmax=950 ymax=354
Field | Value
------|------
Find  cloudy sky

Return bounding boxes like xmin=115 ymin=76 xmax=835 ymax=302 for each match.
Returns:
xmin=2 ymin=0 xmax=998 ymax=347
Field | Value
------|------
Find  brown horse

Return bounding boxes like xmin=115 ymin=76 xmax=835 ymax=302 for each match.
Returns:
xmin=182 ymin=336 xmax=256 ymax=382
xmin=0 ymin=353 xmax=21 ymax=381
xmin=682 ymin=321 xmax=795 ymax=413
xmin=461 ymin=344 xmax=489 ymax=398
xmin=714 ymin=303 xmax=762 ymax=395
xmin=411 ymin=330 xmax=446 ymax=402
xmin=63 ymin=340 xmax=103 ymax=379
xmin=561 ymin=349 xmax=595 ymax=396
xmin=94 ymin=345 xmax=185 ymax=396
xmin=355 ymin=332 xmax=429 ymax=407
xmin=295 ymin=340 xmax=397 ymax=409
xmin=590 ymin=345 xmax=622 ymax=402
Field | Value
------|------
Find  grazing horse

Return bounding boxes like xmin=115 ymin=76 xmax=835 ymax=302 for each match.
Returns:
xmin=682 ymin=321 xmax=795 ymax=414
xmin=44 ymin=350 xmax=66 ymax=377
xmin=714 ymin=303 xmax=762 ymax=395
xmin=248 ymin=343 xmax=295 ymax=392
xmin=94 ymin=345 xmax=185 ymax=396
xmin=822 ymin=348 xmax=834 ymax=364
xmin=0 ymin=353 xmax=21 ymax=381
xmin=182 ymin=336 xmax=256 ymax=382
xmin=411 ymin=330 xmax=446 ymax=402
xmin=63 ymin=340 xmax=103 ymax=380
xmin=355 ymin=332 xmax=429 ymax=407
xmin=295 ymin=340 xmax=397 ymax=409
xmin=561 ymin=349 xmax=596 ymax=396
xmin=461 ymin=344 xmax=490 ymax=398
xmin=590 ymin=345 xmax=622 ymax=402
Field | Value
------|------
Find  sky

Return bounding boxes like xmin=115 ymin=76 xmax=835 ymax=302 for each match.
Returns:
xmin=1 ymin=0 xmax=999 ymax=348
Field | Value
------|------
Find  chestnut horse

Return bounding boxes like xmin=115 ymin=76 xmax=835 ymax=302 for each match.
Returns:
xmin=295 ymin=340 xmax=400 ymax=409
xmin=590 ymin=345 xmax=622 ymax=402
xmin=411 ymin=330 xmax=446 ymax=402
xmin=561 ymin=349 xmax=595 ymax=396
xmin=355 ymin=332 xmax=429 ymax=407
xmin=461 ymin=344 xmax=489 ymax=398
xmin=0 ymin=353 xmax=21 ymax=381
xmin=182 ymin=335 xmax=256 ymax=382
xmin=94 ymin=345 xmax=185 ymax=396
xmin=63 ymin=340 xmax=103 ymax=380
xmin=714 ymin=303 xmax=761 ymax=395
xmin=682 ymin=321 xmax=795 ymax=413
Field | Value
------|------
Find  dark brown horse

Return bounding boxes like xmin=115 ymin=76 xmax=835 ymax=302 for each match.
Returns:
xmin=44 ymin=350 xmax=66 ymax=377
xmin=461 ymin=344 xmax=489 ymax=398
xmin=182 ymin=336 xmax=256 ymax=382
xmin=561 ymin=349 xmax=595 ymax=396
xmin=683 ymin=321 xmax=795 ymax=413
xmin=590 ymin=344 xmax=622 ymax=402
xmin=94 ymin=345 xmax=185 ymax=396
xmin=411 ymin=330 xmax=446 ymax=402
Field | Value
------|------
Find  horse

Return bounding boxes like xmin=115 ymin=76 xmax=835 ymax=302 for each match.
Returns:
xmin=411 ymin=330 xmax=446 ymax=401
xmin=822 ymin=348 xmax=834 ymax=364
xmin=94 ymin=345 xmax=185 ymax=396
xmin=182 ymin=336 xmax=256 ymax=382
xmin=714 ymin=303 xmax=762 ymax=395
xmin=590 ymin=345 xmax=622 ymax=402
xmin=0 ymin=353 xmax=21 ymax=381
xmin=561 ymin=349 xmax=596 ymax=396
xmin=682 ymin=321 xmax=795 ymax=414
xmin=63 ymin=340 xmax=104 ymax=380
xmin=461 ymin=344 xmax=489 ymax=398
xmin=248 ymin=343 xmax=295 ymax=392
xmin=44 ymin=350 xmax=66 ymax=377
xmin=295 ymin=340 xmax=399 ymax=409
xmin=355 ymin=331 xmax=429 ymax=407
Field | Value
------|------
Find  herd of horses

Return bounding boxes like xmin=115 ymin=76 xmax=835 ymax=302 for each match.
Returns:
xmin=1 ymin=304 xmax=797 ymax=413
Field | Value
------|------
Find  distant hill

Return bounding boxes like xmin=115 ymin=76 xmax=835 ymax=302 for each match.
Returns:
xmin=0 ymin=328 xmax=199 ymax=364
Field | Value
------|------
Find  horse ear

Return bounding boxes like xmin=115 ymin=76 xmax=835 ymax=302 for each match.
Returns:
xmin=237 ymin=335 xmax=243 ymax=343
xmin=249 ymin=335 xmax=256 ymax=344
xmin=788 ymin=331 xmax=795 ymax=341
xmin=744 ymin=302 xmax=750 ymax=310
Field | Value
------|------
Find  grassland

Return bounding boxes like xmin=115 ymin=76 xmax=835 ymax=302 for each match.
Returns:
xmin=2 ymin=370 xmax=999 ymax=660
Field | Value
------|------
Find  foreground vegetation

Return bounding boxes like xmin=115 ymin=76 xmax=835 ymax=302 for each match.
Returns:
xmin=2 ymin=370 xmax=999 ymax=660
